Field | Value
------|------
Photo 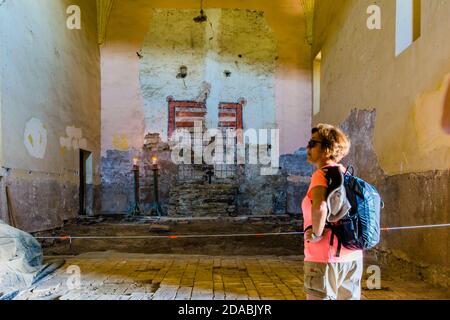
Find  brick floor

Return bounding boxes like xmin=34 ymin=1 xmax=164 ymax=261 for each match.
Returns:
xmin=14 ymin=252 xmax=450 ymax=300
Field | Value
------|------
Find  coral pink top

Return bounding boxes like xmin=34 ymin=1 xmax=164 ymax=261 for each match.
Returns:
xmin=302 ymin=164 xmax=363 ymax=263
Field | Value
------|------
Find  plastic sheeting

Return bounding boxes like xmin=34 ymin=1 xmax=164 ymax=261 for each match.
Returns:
xmin=0 ymin=220 xmax=43 ymax=294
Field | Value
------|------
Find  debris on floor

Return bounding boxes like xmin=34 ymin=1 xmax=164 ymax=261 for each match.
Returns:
xmin=149 ymin=224 xmax=171 ymax=233
xmin=0 ymin=220 xmax=65 ymax=300
xmin=0 ymin=220 xmax=43 ymax=298
xmin=76 ymin=216 xmax=106 ymax=226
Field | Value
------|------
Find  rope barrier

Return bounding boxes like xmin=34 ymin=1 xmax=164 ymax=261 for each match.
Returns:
xmin=1 ymin=223 xmax=450 ymax=242
xmin=28 ymin=232 xmax=306 ymax=242
xmin=381 ymin=223 xmax=450 ymax=231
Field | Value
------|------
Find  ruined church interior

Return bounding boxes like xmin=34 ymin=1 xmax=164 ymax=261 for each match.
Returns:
xmin=1 ymin=0 xmax=450 ymax=303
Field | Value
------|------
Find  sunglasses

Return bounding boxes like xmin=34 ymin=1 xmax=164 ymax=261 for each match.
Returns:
xmin=307 ymin=140 xmax=323 ymax=149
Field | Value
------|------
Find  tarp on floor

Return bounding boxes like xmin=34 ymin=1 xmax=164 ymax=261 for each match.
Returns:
xmin=0 ymin=220 xmax=43 ymax=294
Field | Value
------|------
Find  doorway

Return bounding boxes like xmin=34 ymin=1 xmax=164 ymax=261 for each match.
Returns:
xmin=79 ymin=150 xmax=93 ymax=216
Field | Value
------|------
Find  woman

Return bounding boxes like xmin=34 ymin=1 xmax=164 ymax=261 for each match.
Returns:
xmin=302 ymin=124 xmax=363 ymax=300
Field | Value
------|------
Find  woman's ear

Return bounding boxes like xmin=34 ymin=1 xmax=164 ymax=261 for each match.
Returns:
xmin=319 ymin=148 xmax=329 ymax=162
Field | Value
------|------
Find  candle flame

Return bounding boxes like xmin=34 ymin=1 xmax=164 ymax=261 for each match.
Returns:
xmin=133 ymin=157 xmax=139 ymax=166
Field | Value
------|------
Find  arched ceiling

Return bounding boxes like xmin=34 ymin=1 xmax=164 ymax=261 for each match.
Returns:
xmin=97 ymin=0 xmax=114 ymax=45
xmin=97 ymin=0 xmax=312 ymax=46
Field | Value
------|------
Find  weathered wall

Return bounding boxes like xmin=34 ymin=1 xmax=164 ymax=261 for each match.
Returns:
xmin=0 ymin=0 xmax=101 ymax=232
xmin=140 ymin=8 xmax=277 ymax=136
xmin=0 ymin=0 xmax=3 ymax=222
xmin=100 ymin=0 xmax=312 ymax=215
xmin=313 ymin=0 xmax=450 ymax=284
xmin=101 ymin=146 xmax=177 ymax=215
xmin=314 ymin=0 xmax=450 ymax=174
xmin=0 ymin=0 xmax=2 ymax=170
xmin=280 ymin=148 xmax=313 ymax=215
xmin=101 ymin=0 xmax=311 ymax=157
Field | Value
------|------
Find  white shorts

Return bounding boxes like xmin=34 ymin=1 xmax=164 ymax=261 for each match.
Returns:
xmin=304 ymin=259 xmax=363 ymax=300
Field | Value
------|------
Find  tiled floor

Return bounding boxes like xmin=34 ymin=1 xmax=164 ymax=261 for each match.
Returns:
xmin=14 ymin=252 xmax=450 ymax=300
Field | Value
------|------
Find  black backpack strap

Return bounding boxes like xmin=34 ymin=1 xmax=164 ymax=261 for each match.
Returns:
xmin=328 ymin=224 xmax=342 ymax=258
xmin=324 ymin=166 xmax=344 ymax=197
xmin=336 ymin=239 xmax=342 ymax=258
xmin=329 ymin=226 xmax=334 ymax=246
xmin=344 ymin=165 xmax=354 ymax=176
xmin=304 ymin=225 xmax=313 ymax=233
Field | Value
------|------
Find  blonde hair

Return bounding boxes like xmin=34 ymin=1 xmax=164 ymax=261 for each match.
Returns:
xmin=312 ymin=124 xmax=351 ymax=163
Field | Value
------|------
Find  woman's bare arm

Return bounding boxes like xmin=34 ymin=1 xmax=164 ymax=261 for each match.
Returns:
xmin=311 ymin=186 xmax=328 ymax=237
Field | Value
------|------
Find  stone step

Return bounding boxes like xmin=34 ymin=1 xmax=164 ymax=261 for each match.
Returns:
xmin=168 ymin=209 xmax=236 ymax=216
xmin=169 ymin=194 xmax=235 ymax=201
xmin=170 ymin=187 xmax=236 ymax=193
xmin=171 ymin=205 xmax=236 ymax=211
xmin=170 ymin=191 xmax=236 ymax=197
xmin=167 ymin=205 xmax=235 ymax=211
xmin=169 ymin=194 xmax=235 ymax=199
xmin=169 ymin=189 xmax=237 ymax=198
xmin=168 ymin=180 xmax=238 ymax=217
xmin=170 ymin=206 xmax=235 ymax=212
xmin=171 ymin=184 xmax=238 ymax=190
xmin=169 ymin=201 xmax=236 ymax=208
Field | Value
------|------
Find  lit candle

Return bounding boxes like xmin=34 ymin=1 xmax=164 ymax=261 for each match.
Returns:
xmin=133 ymin=157 xmax=139 ymax=166
xmin=151 ymin=156 xmax=158 ymax=165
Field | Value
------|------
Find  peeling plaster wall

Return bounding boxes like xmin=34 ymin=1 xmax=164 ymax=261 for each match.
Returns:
xmin=313 ymin=0 xmax=450 ymax=175
xmin=0 ymin=0 xmax=101 ymax=232
xmin=0 ymin=0 xmax=3 ymax=185
xmin=340 ymin=109 xmax=450 ymax=286
xmin=0 ymin=12 xmax=3 ymax=221
xmin=0 ymin=0 xmax=4 ymax=221
xmin=100 ymin=0 xmax=312 ymax=215
xmin=314 ymin=0 xmax=450 ymax=282
xmin=101 ymin=0 xmax=311 ymax=157
xmin=280 ymin=148 xmax=313 ymax=215
xmin=140 ymin=8 xmax=277 ymax=136
xmin=101 ymin=148 xmax=177 ymax=215
xmin=0 ymin=17 xmax=2 ymax=170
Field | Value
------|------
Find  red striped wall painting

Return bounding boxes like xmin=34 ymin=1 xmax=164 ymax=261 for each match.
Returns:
xmin=167 ymin=97 xmax=246 ymax=138
xmin=167 ymin=96 xmax=207 ymax=137
xmin=218 ymin=98 xmax=246 ymax=130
